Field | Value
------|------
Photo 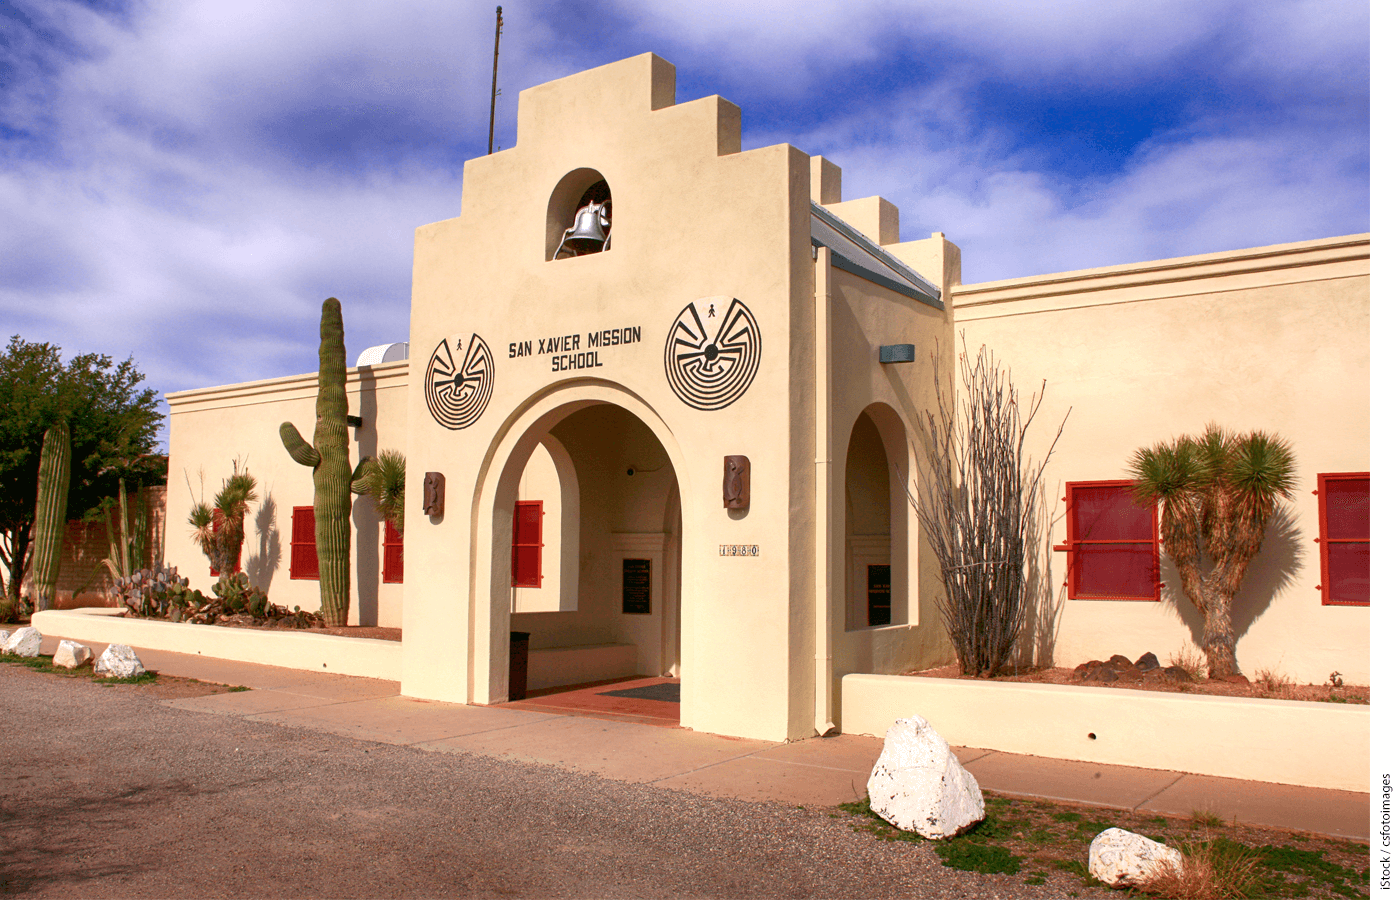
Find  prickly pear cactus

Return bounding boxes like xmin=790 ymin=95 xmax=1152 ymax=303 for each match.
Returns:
xmin=279 ymin=298 xmax=370 ymax=626
xmin=31 ymin=419 xmax=71 ymax=611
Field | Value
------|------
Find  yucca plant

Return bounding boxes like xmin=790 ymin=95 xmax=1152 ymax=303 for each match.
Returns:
xmin=353 ymin=448 xmax=407 ymax=534
xmin=189 ymin=462 xmax=258 ymax=577
xmin=1129 ymin=424 xmax=1296 ymax=679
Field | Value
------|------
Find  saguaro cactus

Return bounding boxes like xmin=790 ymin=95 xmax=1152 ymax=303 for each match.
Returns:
xmin=280 ymin=298 xmax=370 ymax=626
xmin=31 ymin=419 xmax=72 ymax=611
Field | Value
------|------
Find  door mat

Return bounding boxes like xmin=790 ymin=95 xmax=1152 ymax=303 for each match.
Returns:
xmin=598 ymin=682 xmax=680 ymax=703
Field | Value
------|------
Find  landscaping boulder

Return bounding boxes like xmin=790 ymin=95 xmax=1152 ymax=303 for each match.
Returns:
xmin=94 ymin=644 xmax=145 ymax=678
xmin=53 ymin=640 xmax=92 ymax=669
xmin=1088 ymin=827 xmax=1183 ymax=888
xmin=3 ymin=626 xmax=42 ymax=657
xmin=866 ymin=715 xmax=984 ymax=840
xmin=0 ymin=629 xmax=9 ymax=646
xmin=1134 ymin=652 xmax=1160 ymax=672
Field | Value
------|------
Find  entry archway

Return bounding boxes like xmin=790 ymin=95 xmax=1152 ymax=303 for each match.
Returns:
xmin=469 ymin=381 xmax=689 ymax=708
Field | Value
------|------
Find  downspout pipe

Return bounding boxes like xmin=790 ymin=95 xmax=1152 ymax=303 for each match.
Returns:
xmin=814 ymin=245 xmax=837 ymax=737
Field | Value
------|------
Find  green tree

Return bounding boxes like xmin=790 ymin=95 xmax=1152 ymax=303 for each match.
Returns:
xmin=0 ymin=337 xmax=163 ymax=614
xmin=1129 ymin=424 xmax=1296 ymax=679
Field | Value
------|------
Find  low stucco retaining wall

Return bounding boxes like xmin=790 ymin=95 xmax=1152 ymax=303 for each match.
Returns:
xmin=528 ymin=643 xmax=637 ymax=690
xmin=841 ymin=674 xmax=1367 ymax=792
xmin=31 ymin=609 xmax=402 ymax=682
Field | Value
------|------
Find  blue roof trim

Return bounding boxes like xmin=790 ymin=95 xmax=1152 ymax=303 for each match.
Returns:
xmin=810 ymin=202 xmax=944 ymax=310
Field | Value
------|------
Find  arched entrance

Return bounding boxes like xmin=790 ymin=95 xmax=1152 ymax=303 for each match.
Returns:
xmin=468 ymin=383 xmax=687 ymax=712
xmin=843 ymin=403 xmax=914 ymax=631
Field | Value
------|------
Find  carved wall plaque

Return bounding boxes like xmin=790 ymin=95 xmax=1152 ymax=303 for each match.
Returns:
xmin=423 ymin=472 xmax=445 ymax=518
xmin=723 ymin=455 xmax=750 ymax=509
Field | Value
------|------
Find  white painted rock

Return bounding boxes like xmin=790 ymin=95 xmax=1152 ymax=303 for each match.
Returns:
xmin=1089 ymin=827 xmax=1184 ymax=888
xmin=866 ymin=715 xmax=985 ymax=839
xmin=3 ymin=626 xmax=42 ymax=657
xmin=94 ymin=644 xmax=146 ymax=678
xmin=0 ymin=629 xmax=10 ymax=646
xmin=53 ymin=640 xmax=93 ymax=669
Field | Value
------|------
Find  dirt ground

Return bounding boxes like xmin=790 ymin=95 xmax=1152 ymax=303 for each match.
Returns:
xmin=1 ymin=661 xmax=1368 ymax=899
xmin=907 ymin=663 xmax=1370 ymax=704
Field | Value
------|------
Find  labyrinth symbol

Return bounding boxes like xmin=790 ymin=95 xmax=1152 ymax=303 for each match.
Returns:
xmin=424 ymin=335 xmax=494 ymax=430
xmin=665 ymin=298 xmax=761 ymax=411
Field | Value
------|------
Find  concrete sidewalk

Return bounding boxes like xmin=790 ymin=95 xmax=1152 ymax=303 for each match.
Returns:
xmin=37 ymin=635 xmax=1369 ymax=841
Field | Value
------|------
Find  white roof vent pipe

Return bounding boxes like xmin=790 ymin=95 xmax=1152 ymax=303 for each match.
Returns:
xmin=355 ymin=342 xmax=409 ymax=367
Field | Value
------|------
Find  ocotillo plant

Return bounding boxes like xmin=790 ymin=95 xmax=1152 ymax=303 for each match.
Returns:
xmin=31 ymin=419 xmax=72 ymax=611
xmin=279 ymin=298 xmax=370 ymax=626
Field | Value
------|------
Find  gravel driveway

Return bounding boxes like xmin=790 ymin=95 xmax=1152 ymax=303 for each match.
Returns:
xmin=1 ymin=665 xmax=1095 ymax=899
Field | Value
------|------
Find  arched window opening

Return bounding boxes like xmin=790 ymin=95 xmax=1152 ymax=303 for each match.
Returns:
xmin=843 ymin=406 xmax=912 ymax=630
xmin=546 ymin=170 xmax=613 ymax=261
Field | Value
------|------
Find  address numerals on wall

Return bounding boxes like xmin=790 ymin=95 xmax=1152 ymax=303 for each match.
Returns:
xmin=424 ymin=334 xmax=495 ymax=430
xmin=665 ymin=298 xmax=762 ymax=411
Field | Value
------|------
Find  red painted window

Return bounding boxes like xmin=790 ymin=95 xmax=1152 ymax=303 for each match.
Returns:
xmin=383 ymin=519 xmax=404 ymax=584
xmin=1058 ymin=481 xmax=1160 ymax=601
xmin=290 ymin=506 xmax=318 ymax=580
xmin=208 ymin=509 xmax=243 ymax=576
xmin=1318 ymin=473 xmax=1368 ymax=606
xmin=511 ymin=500 xmax=544 ymax=588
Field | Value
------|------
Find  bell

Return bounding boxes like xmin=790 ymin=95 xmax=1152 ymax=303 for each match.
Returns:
xmin=553 ymin=200 xmax=611 ymax=259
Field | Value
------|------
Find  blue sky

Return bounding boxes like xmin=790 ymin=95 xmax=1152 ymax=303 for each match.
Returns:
xmin=0 ymin=0 xmax=1371 ymax=436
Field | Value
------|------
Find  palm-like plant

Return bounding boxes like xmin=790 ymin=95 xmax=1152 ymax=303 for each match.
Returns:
xmin=353 ymin=449 xmax=406 ymax=534
xmin=189 ymin=462 xmax=258 ymax=577
xmin=1129 ymin=424 xmax=1296 ymax=679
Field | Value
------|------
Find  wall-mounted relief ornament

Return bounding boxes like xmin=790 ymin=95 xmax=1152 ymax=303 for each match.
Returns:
xmin=425 ymin=334 xmax=494 ymax=430
xmin=664 ymin=298 xmax=761 ymax=411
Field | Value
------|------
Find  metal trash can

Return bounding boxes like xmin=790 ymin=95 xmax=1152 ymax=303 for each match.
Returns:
xmin=508 ymin=631 xmax=530 ymax=701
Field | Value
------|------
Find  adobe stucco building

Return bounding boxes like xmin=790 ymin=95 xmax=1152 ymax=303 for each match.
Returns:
xmin=164 ymin=54 xmax=1369 ymax=743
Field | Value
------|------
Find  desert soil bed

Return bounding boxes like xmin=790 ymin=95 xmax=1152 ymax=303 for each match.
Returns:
xmin=907 ymin=663 xmax=1369 ymax=705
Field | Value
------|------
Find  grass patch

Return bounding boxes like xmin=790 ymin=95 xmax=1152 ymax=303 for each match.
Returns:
xmin=834 ymin=793 xmax=1368 ymax=897
xmin=6 ymin=652 xmax=162 ymax=685
xmin=228 ymin=685 xmax=251 ymax=692
xmin=935 ymin=841 xmax=1020 ymax=875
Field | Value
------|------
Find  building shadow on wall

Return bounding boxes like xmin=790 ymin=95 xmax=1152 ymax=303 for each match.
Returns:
xmin=1016 ymin=481 xmax=1065 ymax=671
xmin=245 ymin=494 xmax=281 ymax=592
xmin=1160 ymin=509 xmax=1305 ymax=652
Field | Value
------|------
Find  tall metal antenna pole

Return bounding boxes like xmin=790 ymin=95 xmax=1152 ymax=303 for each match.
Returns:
xmin=488 ymin=6 xmax=502 ymax=155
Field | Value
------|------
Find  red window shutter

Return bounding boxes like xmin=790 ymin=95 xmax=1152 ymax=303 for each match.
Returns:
xmin=511 ymin=500 xmax=544 ymax=588
xmin=383 ymin=519 xmax=404 ymax=584
xmin=290 ymin=506 xmax=319 ymax=580
xmin=1063 ymin=481 xmax=1159 ymax=601
xmin=1319 ymin=473 xmax=1369 ymax=606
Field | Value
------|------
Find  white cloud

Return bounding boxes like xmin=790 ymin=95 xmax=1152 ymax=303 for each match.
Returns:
xmin=0 ymin=0 xmax=1368 ymax=453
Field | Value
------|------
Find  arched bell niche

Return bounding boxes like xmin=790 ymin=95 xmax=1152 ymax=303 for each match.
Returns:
xmin=546 ymin=169 xmax=613 ymax=261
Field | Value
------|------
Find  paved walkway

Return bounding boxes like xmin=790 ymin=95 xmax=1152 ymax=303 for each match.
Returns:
xmin=37 ymin=635 xmax=1368 ymax=841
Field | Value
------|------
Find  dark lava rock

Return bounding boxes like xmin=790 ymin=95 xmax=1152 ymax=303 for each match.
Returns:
xmin=1106 ymin=654 xmax=1136 ymax=672
xmin=1084 ymin=664 xmax=1119 ymax=683
xmin=1134 ymin=652 xmax=1160 ymax=672
xmin=278 ymin=616 xmax=298 ymax=628
xmin=1158 ymin=666 xmax=1193 ymax=683
xmin=1222 ymin=673 xmax=1250 ymax=685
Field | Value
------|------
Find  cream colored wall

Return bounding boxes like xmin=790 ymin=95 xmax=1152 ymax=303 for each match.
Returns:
xmin=823 ymin=259 xmax=957 ymax=699
xmin=842 ymin=673 xmax=1367 ymax=792
xmin=165 ymin=360 xmax=409 ymax=627
xmin=400 ymin=53 xmax=817 ymax=741
xmin=953 ymin=235 xmax=1370 ymax=684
